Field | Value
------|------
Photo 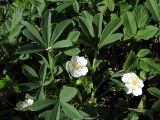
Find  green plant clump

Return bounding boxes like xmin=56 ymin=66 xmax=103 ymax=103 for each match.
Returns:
xmin=0 ymin=0 xmax=160 ymax=119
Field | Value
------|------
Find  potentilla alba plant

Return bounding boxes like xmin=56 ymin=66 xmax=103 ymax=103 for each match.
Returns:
xmin=122 ymin=73 xmax=144 ymax=96
xmin=66 ymin=56 xmax=88 ymax=78
xmin=16 ymin=99 xmax=34 ymax=111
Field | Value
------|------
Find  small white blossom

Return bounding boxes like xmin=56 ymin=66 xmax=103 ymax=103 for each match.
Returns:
xmin=66 ymin=56 xmax=88 ymax=78
xmin=16 ymin=99 xmax=34 ymax=111
xmin=122 ymin=73 xmax=144 ymax=96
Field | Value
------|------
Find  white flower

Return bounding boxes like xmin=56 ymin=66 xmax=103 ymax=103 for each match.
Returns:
xmin=16 ymin=99 xmax=34 ymax=111
xmin=122 ymin=73 xmax=144 ymax=96
xmin=66 ymin=56 xmax=88 ymax=78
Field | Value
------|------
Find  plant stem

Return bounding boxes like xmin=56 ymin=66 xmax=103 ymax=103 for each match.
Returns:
xmin=48 ymin=51 xmax=54 ymax=82
xmin=92 ymin=51 xmax=98 ymax=72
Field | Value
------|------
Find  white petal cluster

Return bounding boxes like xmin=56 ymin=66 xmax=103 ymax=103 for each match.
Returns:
xmin=122 ymin=73 xmax=144 ymax=96
xmin=16 ymin=99 xmax=34 ymax=111
xmin=66 ymin=56 xmax=88 ymax=78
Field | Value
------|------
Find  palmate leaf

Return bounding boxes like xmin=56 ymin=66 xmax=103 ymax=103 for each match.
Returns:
xmin=134 ymin=25 xmax=158 ymax=41
xmin=100 ymin=17 xmax=121 ymax=42
xmin=30 ymin=99 xmax=57 ymax=111
xmin=61 ymin=101 xmax=83 ymax=119
xmin=22 ymin=22 xmax=45 ymax=47
xmin=50 ymin=19 xmax=72 ymax=45
xmin=72 ymin=0 xmax=79 ymax=13
xmin=78 ymin=11 xmax=95 ymax=37
xmin=49 ymin=103 xmax=61 ymax=120
xmin=39 ymin=62 xmax=47 ymax=83
xmin=121 ymin=12 xmax=137 ymax=38
xmin=37 ymin=86 xmax=46 ymax=100
xmin=10 ymin=7 xmax=23 ymax=31
xmin=146 ymin=0 xmax=160 ymax=21
xmin=93 ymin=13 xmax=103 ymax=38
xmin=41 ymin=11 xmax=52 ymax=47
xmin=137 ymin=49 xmax=151 ymax=58
xmin=52 ymin=40 xmax=73 ymax=48
xmin=22 ymin=65 xmax=39 ymax=79
xmin=59 ymin=86 xmax=78 ymax=102
xmin=16 ymin=44 xmax=45 ymax=54
xmin=140 ymin=58 xmax=160 ymax=73
xmin=64 ymin=48 xmax=80 ymax=56
xmin=123 ymin=50 xmax=138 ymax=72
xmin=147 ymin=87 xmax=160 ymax=97
xmin=98 ymin=33 xmax=123 ymax=49
xmin=134 ymin=5 xmax=149 ymax=28
xmin=151 ymin=100 xmax=160 ymax=112
xmin=66 ymin=31 xmax=80 ymax=43
xmin=20 ymin=82 xmax=40 ymax=91
xmin=97 ymin=0 xmax=115 ymax=12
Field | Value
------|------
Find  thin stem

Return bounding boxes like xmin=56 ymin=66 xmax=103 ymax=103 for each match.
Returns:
xmin=92 ymin=51 xmax=98 ymax=72
xmin=48 ymin=51 xmax=54 ymax=82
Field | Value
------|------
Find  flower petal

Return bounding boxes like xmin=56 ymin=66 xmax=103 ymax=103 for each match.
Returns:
xmin=71 ymin=56 xmax=87 ymax=67
xmin=132 ymin=88 xmax=142 ymax=96
xmin=77 ymin=67 xmax=88 ymax=76
xmin=66 ymin=61 xmax=72 ymax=72
xmin=71 ymin=70 xmax=81 ymax=78
xmin=138 ymin=79 xmax=144 ymax=88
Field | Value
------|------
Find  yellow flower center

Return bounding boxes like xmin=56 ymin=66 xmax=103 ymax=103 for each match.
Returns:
xmin=72 ymin=63 xmax=81 ymax=71
xmin=130 ymin=79 xmax=139 ymax=89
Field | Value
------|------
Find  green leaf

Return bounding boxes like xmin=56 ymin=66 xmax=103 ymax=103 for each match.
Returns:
xmin=0 ymin=80 xmax=7 ymax=89
xmin=49 ymin=103 xmax=61 ymax=120
xmin=101 ymin=17 xmax=121 ymax=42
xmin=37 ymin=86 xmax=46 ymax=100
xmin=64 ymin=48 xmax=80 ymax=56
xmin=22 ymin=22 xmax=45 ymax=47
xmin=123 ymin=50 xmax=138 ymax=71
xmin=22 ymin=65 xmax=39 ymax=79
xmin=97 ymin=0 xmax=115 ymax=12
xmin=138 ymin=96 xmax=146 ymax=109
xmin=51 ymin=19 xmax=72 ymax=45
xmin=11 ymin=7 xmax=23 ymax=31
xmin=93 ymin=13 xmax=103 ymax=38
xmin=56 ymin=2 xmax=72 ymax=12
xmin=107 ymin=0 xmax=115 ymax=11
xmin=137 ymin=49 xmax=150 ymax=58
xmin=134 ymin=5 xmax=149 ymax=28
xmin=61 ymin=101 xmax=83 ymax=119
xmin=16 ymin=44 xmax=45 ymax=54
xmin=140 ymin=58 xmax=160 ymax=72
xmin=66 ymin=31 xmax=80 ymax=43
xmin=20 ymin=82 xmax=40 ymax=91
xmin=73 ymin=0 xmax=79 ymax=13
xmin=135 ymin=25 xmax=158 ymax=41
xmin=111 ymin=79 xmax=125 ymax=90
xmin=30 ymin=99 xmax=57 ymax=111
xmin=54 ymin=66 xmax=63 ymax=76
xmin=151 ymin=100 xmax=160 ymax=112
xmin=41 ymin=11 xmax=52 ymax=47
xmin=99 ymin=33 xmax=123 ymax=49
xmin=146 ymin=0 xmax=160 ymax=21
xmin=39 ymin=62 xmax=47 ymax=83
xmin=52 ymin=40 xmax=73 ymax=48
xmin=121 ymin=12 xmax=137 ymax=38
xmin=124 ymin=112 xmax=139 ymax=120
xmin=39 ymin=110 xmax=52 ymax=120
xmin=147 ymin=87 xmax=160 ymax=97
xmin=59 ymin=86 xmax=78 ymax=102
xmin=78 ymin=11 xmax=95 ymax=37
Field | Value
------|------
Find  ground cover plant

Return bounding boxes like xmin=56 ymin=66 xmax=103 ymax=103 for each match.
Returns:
xmin=0 ymin=0 xmax=160 ymax=119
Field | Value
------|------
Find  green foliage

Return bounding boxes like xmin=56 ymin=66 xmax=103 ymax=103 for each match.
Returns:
xmin=1 ymin=0 xmax=160 ymax=119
